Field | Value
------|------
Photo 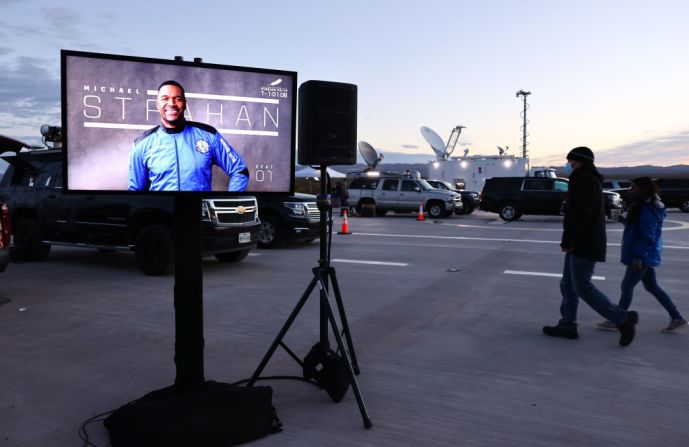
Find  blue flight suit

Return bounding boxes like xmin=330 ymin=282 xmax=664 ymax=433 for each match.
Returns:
xmin=128 ymin=121 xmax=249 ymax=191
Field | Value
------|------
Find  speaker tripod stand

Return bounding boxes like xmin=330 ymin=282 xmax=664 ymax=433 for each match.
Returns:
xmin=248 ymin=165 xmax=372 ymax=429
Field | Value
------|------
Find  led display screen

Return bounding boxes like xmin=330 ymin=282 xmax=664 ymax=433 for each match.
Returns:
xmin=61 ymin=50 xmax=296 ymax=194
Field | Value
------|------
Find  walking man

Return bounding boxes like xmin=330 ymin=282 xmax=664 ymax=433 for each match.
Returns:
xmin=543 ymin=146 xmax=638 ymax=346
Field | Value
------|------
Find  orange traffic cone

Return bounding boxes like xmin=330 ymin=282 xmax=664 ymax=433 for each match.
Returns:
xmin=416 ymin=203 xmax=425 ymax=221
xmin=338 ymin=209 xmax=352 ymax=234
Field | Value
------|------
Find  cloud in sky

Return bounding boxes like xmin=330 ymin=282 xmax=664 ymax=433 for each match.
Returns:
xmin=0 ymin=56 xmax=60 ymax=140
xmin=593 ymin=130 xmax=689 ymax=167
xmin=529 ymin=130 xmax=689 ymax=168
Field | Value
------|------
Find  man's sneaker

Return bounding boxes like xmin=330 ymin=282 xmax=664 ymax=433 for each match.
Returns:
xmin=617 ymin=311 xmax=639 ymax=347
xmin=543 ymin=325 xmax=579 ymax=340
xmin=662 ymin=318 xmax=689 ymax=333
xmin=597 ymin=320 xmax=618 ymax=331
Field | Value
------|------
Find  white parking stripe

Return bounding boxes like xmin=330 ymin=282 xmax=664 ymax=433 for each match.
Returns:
xmin=354 ymin=232 xmax=559 ymax=244
xmin=352 ymin=232 xmax=689 ymax=250
xmin=444 ymin=219 xmax=689 ymax=233
xmin=504 ymin=270 xmax=605 ymax=281
xmin=331 ymin=258 xmax=409 ymax=267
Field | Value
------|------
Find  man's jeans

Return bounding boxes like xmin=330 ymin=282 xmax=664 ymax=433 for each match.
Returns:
xmin=619 ymin=266 xmax=682 ymax=320
xmin=559 ymin=252 xmax=627 ymax=328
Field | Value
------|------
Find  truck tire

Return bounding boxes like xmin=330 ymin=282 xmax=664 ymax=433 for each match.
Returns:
xmin=499 ymin=203 xmax=519 ymax=221
xmin=12 ymin=219 xmax=51 ymax=262
xmin=258 ymin=215 xmax=280 ymax=248
xmin=357 ymin=200 xmax=376 ymax=217
xmin=680 ymin=199 xmax=689 ymax=213
xmin=135 ymin=225 xmax=173 ymax=276
xmin=215 ymin=249 xmax=250 ymax=263
xmin=427 ymin=201 xmax=445 ymax=219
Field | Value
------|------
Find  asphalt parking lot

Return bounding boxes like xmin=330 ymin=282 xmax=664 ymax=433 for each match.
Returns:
xmin=2 ymin=209 xmax=689 ymax=446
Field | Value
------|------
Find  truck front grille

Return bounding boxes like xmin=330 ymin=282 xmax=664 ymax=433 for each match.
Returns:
xmin=205 ymin=199 xmax=258 ymax=226
xmin=304 ymin=202 xmax=320 ymax=222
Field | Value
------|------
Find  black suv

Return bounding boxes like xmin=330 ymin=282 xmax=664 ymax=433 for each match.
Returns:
xmin=655 ymin=178 xmax=689 ymax=212
xmin=255 ymin=193 xmax=320 ymax=248
xmin=480 ymin=176 xmax=623 ymax=221
xmin=0 ymin=138 xmax=260 ymax=275
xmin=426 ymin=180 xmax=480 ymax=215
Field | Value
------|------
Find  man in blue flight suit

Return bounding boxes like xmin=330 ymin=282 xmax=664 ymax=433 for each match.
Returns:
xmin=128 ymin=80 xmax=249 ymax=191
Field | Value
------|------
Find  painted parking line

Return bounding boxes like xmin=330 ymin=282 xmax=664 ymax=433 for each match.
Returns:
xmin=504 ymin=270 xmax=605 ymax=281
xmin=444 ymin=219 xmax=689 ymax=232
xmin=442 ymin=219 xmax=689 ymax=233
xmin=354 ymin=232 xmax=560 ymax=245
xmin=331 ymin=258 xmax=409 ymax=267
xmin=352 ymin=232 xmax=689 ymax=250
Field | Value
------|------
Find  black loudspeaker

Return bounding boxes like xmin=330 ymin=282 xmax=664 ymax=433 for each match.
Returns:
xmin=298 ymin=80 xmax=357 ymax=165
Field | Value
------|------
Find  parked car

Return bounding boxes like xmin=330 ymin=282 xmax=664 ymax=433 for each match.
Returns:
xmin=0 ymin=202 xmax=9 ymax=273
xmin=480 ymin=176 xmax=623 ymax=221
xmin=254 ymin=193 xmax=320 ymax=248
xmin=602 ymin=179 xmax=631 ymax=190
xmin=0 ymin=137 xmax=260 ymax=275
xmin=346 ymin=171 xmax=462 ymax=218
xmin=426 ymin=179 xmax=479 ymax=215
xmin=655 ymin=178 xmax=689 ymax=212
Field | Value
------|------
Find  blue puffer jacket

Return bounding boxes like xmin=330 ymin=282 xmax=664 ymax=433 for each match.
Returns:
xmin=621 ymin=200 xmax=666 ymax=267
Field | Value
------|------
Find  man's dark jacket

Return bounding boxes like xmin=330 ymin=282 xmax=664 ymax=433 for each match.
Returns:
xmin=561 ymin=165 xmax=606 ymax=262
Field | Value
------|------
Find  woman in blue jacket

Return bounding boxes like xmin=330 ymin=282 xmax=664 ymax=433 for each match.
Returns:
xmin=599 ymin=177 xmax=687 ymax=332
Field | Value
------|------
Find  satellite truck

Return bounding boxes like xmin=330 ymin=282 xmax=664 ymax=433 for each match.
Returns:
xmin=423 ymin=125 xmax=554 ymax=192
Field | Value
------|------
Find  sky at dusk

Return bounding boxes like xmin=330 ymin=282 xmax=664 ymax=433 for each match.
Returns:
xmin=1 ymin=0 xmax=688 ymax=167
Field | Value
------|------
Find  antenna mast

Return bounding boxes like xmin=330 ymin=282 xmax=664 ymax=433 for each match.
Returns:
xmin=516 ymin=90 xmax=531 ymax=158
xmin=445 ymin=125 xmax=465 ymax=157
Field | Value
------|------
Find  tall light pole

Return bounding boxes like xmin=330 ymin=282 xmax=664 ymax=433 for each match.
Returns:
xmin=516 ymin=90 xmax=531 ymax=158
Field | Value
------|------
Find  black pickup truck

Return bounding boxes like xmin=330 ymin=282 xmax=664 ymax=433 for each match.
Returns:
xmin=0 ymin=135 xmax=260 ymax=275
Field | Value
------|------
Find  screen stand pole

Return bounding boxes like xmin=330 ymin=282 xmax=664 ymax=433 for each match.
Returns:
xmin=173 ymin=195 xmax=205 ymax=387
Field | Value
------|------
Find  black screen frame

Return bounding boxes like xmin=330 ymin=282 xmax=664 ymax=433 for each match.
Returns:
xmin=60 ymin=49 xmax=297 ymax=196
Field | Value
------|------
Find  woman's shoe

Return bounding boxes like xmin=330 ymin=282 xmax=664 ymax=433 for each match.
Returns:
xmin=663 ymin=318 xmax=688 ymax=332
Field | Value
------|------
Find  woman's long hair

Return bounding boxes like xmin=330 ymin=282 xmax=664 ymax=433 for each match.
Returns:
xmin=626 ymin=176 xmax=659 ymax=223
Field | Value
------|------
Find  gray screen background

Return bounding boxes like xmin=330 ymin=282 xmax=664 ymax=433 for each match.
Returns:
xmin=64 ymin=55 xmax=294 ymax=192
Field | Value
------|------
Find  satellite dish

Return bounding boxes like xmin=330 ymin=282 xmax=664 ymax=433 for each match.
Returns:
xmin=463 ymin=148 xmax=469 ymax=156
xmin=420 ymin=126 xmax=448 ymax=160
xmin=358 ymin=141 xmax=384 ymax=170
xmin=497 ymin=146 xmax=505 ymax=155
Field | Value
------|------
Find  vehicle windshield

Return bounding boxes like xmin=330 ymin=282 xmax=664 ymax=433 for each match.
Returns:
xmin=429 ymin=181 xmax=449 ymax=190
xmin=417 ymin=180 xmax=434 ymax=191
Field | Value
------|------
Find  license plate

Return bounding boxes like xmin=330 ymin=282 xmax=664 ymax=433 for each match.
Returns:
xmin=238 ymin=232 xmax=251 ymax=243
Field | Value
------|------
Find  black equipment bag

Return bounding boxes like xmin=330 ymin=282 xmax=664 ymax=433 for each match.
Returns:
xmin=104 ymin=381 xmax=281 ymax=447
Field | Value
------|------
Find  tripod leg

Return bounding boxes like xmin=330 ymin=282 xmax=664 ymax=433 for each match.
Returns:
xmin=321 ymin=289 xmax=373 ymax=429
xmin=316 ymin=268 xmax=330 ymax=352
xmin=247 ymin=276 xmax=319 ymax=386
xmin=328 ymin=268 xmax=360 ymax=374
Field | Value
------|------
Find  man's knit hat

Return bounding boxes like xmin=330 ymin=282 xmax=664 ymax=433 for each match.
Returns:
xmin=567 ymin=146 xmax=595 ymax=163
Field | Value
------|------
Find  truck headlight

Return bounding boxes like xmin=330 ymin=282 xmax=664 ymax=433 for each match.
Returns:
xmin=283 ymin=202 xmax=306 ymax=217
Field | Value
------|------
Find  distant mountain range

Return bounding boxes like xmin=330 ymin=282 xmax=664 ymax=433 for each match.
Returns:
xmin=327 ymin=163 xmax=689 ymax=180
xmin=2 ymin=158 xmax=687 ymax=181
